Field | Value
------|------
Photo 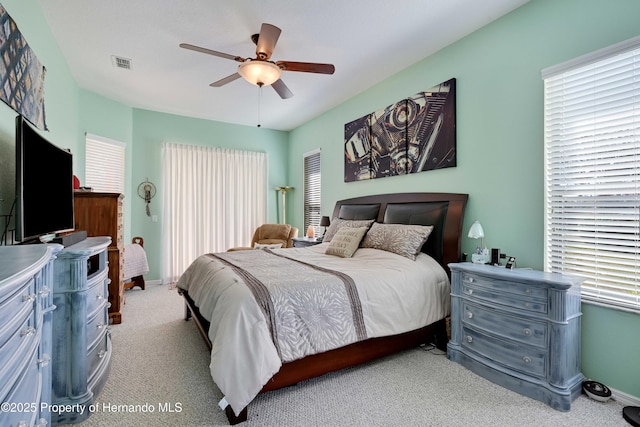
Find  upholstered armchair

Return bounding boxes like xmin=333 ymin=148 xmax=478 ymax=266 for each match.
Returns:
xmin=227 ymin=223 xmax=299 ymax=251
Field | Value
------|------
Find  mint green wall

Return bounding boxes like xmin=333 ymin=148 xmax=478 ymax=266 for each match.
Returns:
xmin=288 ymin=0 xmax=640 ymax=400
xmin=130 ymin=109 xmax=289 ymax=281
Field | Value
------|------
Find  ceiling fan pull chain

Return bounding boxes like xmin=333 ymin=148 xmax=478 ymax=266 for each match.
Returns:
xmin=257 ymin=83 xmax=263 ymax=128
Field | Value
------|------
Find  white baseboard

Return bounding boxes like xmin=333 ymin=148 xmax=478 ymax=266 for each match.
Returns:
xmin=611 ymin=387 xmax=640 ymax=406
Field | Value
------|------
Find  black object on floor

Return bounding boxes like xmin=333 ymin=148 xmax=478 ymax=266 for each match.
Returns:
xmin=582 ymin=380 xmax=612 ymax=402
xmin=623 ymin=406 xmax=640 ymax=427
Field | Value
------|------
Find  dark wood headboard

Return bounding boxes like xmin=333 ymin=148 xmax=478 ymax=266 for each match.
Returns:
xmin=331 ymin=192 xmax=468 ymax=275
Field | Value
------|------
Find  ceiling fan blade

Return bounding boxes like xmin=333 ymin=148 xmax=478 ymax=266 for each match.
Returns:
xmin=272 ymin=79 xmax=293 ymax=99
xmin=255 ymin=23 xmax=281 ymax=60
xmin=210 ymin=73 xmax=242 ymax=87
xmin=276 ymin=61 xmax=335 ymax=74
xmin=180 ymin=43 xmax=245 ymax=62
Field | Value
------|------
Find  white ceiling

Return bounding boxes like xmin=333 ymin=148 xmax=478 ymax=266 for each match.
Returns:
xmin=37 ymin=0 xmax=529 ymax=131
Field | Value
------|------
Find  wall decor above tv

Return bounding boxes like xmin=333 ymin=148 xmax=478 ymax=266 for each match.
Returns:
xmin=0 ymin=4 xmax=47 ymax=130
xmin=344 ymin=78 xmax=456 ymax=182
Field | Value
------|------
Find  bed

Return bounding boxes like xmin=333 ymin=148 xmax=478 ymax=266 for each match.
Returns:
xmin=123 ymin=236 xmax=149 ymax=290
xmin=176 ymin=192 xmax=468 ymax=424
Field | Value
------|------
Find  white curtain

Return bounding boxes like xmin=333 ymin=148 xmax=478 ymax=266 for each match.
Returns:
xmin=161 ymin=142 xmax=267 ymax=284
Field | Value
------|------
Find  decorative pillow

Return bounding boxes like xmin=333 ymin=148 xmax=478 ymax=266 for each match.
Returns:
xmin=325 ymin=226 xmax=369 ymax=258
xmin=322 ymin=218 xmax=375 ymax=242
xmin=361 ymin=223 xmax=434 ymax=260
xmin=253 ymin=243 xmax=283 ymax=250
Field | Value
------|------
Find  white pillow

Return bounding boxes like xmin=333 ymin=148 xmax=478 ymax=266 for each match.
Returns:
xmin=254 ymin=243 xmax=283 ymax=250
xmin=325 ymin=226 xmax=369 ymax=258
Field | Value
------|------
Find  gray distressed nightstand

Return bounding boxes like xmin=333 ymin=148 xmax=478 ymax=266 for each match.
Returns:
xmin=447 ymin=262 xmax=584 ymax=411
xmin=292 ymin=237 xmax=322 ymax=248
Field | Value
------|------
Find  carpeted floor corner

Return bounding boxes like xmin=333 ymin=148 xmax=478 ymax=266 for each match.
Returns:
xmin=75 ymin=283 xmax=629 ymax=427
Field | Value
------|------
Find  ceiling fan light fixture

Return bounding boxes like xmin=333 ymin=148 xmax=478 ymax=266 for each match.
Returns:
xmin=238 ymin=60 xmax=282 ymax=86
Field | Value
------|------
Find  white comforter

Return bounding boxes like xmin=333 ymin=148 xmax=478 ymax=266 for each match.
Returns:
xmin=176 ymin=243 xmax=450 ymax=416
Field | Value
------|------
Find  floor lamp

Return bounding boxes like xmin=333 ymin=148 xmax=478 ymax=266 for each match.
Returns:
xmin=275 ymin=186 xmax=293 ymax=224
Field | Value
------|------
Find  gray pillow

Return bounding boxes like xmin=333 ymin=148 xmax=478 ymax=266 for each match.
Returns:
xmin=361 ymin=223 xmax=434 ymax=260
xmin=325 ymin=226 xmax=369 ymax=258
xmin=323 ymin=218 xmax=375 ymax=242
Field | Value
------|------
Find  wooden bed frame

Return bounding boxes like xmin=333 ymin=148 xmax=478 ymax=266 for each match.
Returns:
xmin=179 ymin=192 xmax=468 ymax=424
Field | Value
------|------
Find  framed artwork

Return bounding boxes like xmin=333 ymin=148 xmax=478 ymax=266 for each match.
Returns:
xmin=344 ymin=115 xmax=371 ymax=181
xmin=0 ymin=4 xmax=47 ymax=130
xmin=370 ymin=100 xmax=408 ymax=179
xmin=344 ymin=78 xmax=455 ymax=182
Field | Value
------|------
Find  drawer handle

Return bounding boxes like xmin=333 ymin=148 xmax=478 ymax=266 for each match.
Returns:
xmin=17 ymin=421 xmax=28 ymax=427
xmin=523 ymin=328 xmax=532 ymax=336
xmin=466 ymin=335 xmax=473 ymax=343
xmin=97 ymin=294 xmax=105 ymax=300
xmin=465 ymin=289 xmax=474 ymax=295
xmin=39 ymin=286 xmax=51 ymax=297
xmin=107 ymin=302 xmax=112 ymax=309
xmin=97 ymin=322 xmax=106 ymax=329
xmin=524 ymin=303 xmax=531 ymax=308
xmin=523 ymin=356 xmax=532 ymax=364
xmin=37 ymin=354 xmax=51 ymax=367
xmin=22 ymin=293 xmax=36 ymax=303
xmin=98 ymin=350 xmax=107 ymax=359
xmin=36 ymin=418 xmax=48 ymax=427
xmin=525 ymin=288 xmax=532 ymax=294
xmin=21 ymin=326 xmax=36 ymax=337
xmin=467 ymin=277 xmax=475 ymax=283
xmin=466 ymin=311 xmax=473 ymax=319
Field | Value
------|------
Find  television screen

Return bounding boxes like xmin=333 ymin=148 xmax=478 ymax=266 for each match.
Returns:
xmin=15 ymin=116 xmax=74 ymax=243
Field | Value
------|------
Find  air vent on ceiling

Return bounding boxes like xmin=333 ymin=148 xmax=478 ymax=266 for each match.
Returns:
xmin=111 ymin=55 xmax=132 ymax=70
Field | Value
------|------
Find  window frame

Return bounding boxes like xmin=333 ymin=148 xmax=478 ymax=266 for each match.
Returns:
xmin=84 ymin=133 xmax=125 ymax=194
xmin=542 ymin=35 xmax=640 ymax=313
xmin=303 ymin=149 xmax=321 ymax=236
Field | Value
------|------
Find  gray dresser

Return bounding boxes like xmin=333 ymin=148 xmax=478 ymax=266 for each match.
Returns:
xmin=0 ymin=244 xmax=58 ymax=427
xmin=447 ymin=262 xmax=584 ymax=411
xmin=51 ymin=237 xmax=112 ymax=425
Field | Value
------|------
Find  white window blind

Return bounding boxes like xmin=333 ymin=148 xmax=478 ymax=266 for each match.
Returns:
xmin=85 ymin=133 xmax=125 ymax=193
xmin=543 ymin=36 xmax=640 ymax=313
xmin=303 ymin=150 xmax=321 ymax=234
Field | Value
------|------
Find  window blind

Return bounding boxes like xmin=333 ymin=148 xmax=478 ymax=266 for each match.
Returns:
xmin=303 ymin=150 xmax=321 ymax=233
xmin=543 ymin=36 xmax=640 ymax=313
xmin=85 ymin=133 xmax=125 ymax=193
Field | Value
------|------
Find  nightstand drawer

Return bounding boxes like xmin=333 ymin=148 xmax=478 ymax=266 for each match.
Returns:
xmin=0 ymin=284 xmax=36 ymax=348
xmin=87 ymin=305 xmax=109 ymax=346
xmin=87 ymin=268 xmax=109 ymax=316
xmin=461 ymin=326 xmax=547 ymax=378
xmin=461 ymin=282 xmax=547 ymax=314
xmin=462 ymin=272 xmax=548 ymax=300
xmin=87 ymin=330 xmax=110 ymax=383
xmin=462 ymin=301 xmax=547 ymax=348
xmin=0 ymin=312 xmax=39 ymax=397
xmin=2 ymin=349 xmax=42 ymax=427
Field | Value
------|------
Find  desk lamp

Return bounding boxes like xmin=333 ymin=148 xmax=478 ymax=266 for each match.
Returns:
xmin=468 ymin=220 xmax=489 ymax=263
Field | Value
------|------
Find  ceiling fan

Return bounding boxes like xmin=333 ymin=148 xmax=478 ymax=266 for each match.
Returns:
xmin=180 ymin=23 xmax=335 ymax=99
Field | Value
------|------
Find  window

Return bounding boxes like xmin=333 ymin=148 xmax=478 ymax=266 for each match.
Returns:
xmin=85 ymin=133 xmax=125 ymax=193
xmin=303 ymin=149 xmax=321 ymax=234
xmin=543 ymin=35 xmax=640 ymax=313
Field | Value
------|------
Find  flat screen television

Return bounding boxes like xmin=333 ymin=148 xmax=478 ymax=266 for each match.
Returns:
xmin=15 ymin=115 xmax=74 ymax=243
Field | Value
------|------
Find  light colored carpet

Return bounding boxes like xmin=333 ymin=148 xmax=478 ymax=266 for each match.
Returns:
xmin=76 ymin=283 xmax=628 ymax=427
